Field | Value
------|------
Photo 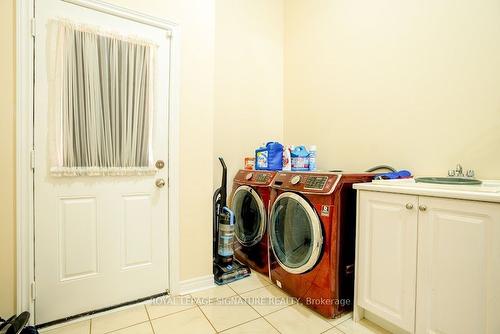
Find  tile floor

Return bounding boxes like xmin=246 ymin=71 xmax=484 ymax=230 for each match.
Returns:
xmin=41 ymin=273 xmax=390 ymax=334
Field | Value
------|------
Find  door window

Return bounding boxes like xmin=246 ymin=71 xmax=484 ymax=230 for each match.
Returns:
xmin=232 ymin=186 xmax=266 ymax=247
xmin=270 ymin=193 xmax=323 ymax=273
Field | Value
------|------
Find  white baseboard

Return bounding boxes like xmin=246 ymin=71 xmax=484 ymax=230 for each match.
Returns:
xmin=178 ymin=274 xmax=215 ymax=295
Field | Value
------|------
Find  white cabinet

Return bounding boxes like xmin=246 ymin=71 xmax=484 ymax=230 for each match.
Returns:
xmin=355 ymin=191 xmax=500 ymax=334
xmin=416 ymin=196 xmax=500 ymax=334
xmin=356 ymin=191 xmax=418 ymax=332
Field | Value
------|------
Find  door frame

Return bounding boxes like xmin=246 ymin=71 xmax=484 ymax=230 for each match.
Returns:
xmin=16 ymin=0 xmax=181 ymax=319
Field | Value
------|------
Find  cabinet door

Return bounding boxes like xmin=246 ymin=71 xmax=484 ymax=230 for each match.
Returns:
xmin=357 ymin=191 xmax=418 ymax=332
xmin=416 ymin=197 xmax=500 ymax=334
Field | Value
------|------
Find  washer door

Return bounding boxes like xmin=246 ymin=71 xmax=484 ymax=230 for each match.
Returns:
xmin=270 ymin=192 xmax=323 ymax=274
xmin=231 ymin=186 xmax=266 ymax=247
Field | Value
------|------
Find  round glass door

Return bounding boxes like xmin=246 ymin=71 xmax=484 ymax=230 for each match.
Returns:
xmin=231 ymin=186 xmax=266 ymax=247
xmin=270 ymin=192 xmax=323 ymax=274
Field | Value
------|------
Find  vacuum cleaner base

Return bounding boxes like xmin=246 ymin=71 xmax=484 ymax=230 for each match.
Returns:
xmin=214 ymin=259 xmax=251 ymax=285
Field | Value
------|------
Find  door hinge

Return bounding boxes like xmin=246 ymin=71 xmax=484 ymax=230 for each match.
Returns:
xmin=30 ymin=18 xmax=36 ymax=37
xmin=31 ymin=282 xmax=37 ymax=301
xmin=30 ymin=149 xmax=35 ymax=170
xmin=166 ymin=30 xmax=172 ymax=38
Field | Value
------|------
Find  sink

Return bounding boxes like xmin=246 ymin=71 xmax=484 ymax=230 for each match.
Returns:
xmin=415 ymin=177 xmax=482 ymax=185
xmin=370 ymin=177 xmax=500 ymax=193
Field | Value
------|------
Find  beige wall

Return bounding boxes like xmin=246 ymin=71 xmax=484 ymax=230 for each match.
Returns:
xmin=284 ymin=0 xmax=500 ymax=178
xmin=214 ymin=0 xmax=284 ymax=186
xmin=0 ymin=0 xmax=16 ymax=317
xmin=0 ymin=0 xmax=215 ymax=314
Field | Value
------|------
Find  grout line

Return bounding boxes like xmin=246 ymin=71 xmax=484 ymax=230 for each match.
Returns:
xmin=254 ymin=302 xmax=297 ymax=318
xmin=193 ymin=294 xmax=238 ymax=307
xmin=237 ymin=289 xmax=262 ymax=316
xmin=148 ymin=305 xmax=198 ymax=321
xmin=197 ymin=294 xmax=260 ymax=333
xmin=226 ymin=284 xmax=238 ymax=294
xmin=100 ymin=320 xmax=151 ymax=334
xmin=231 ymin=282 xmax=272 ymax=296
xmin=215 ymin=316 xmax=262 ymax=333
xmin=261 ymin=316 xmax=282 ymax=334
xmin=143 ymin=305 xmax=156 ymax=334
xmin=146 ymin=304 xmax=197 ymax=322
xmin=236 ymin=287 xmax=283 ymax=333
xmin=237 ymin=288 xmax=291 ymax=318
xmin=196 ymin=305 xmax=218 ymax=333
xmin=144 ymin=304 xmax=151 ymax=321
xmin=331 ymin=315 xmax=352 ymax=327
xmin=148 ymin=321 xmax=156 ymax=334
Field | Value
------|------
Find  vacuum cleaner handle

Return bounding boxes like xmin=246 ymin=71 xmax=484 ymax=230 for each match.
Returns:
xmin=218 ymin=157 xmax=227 ymax=208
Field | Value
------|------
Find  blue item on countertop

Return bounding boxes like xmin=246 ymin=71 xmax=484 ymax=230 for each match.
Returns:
xmin=255 ymin=145 xmax=268 ymax=170
xmin=255 ymin=142 xmax=283 ymax=171
xmin=374 ymin=170 xmax=412 ymax=180
xmin=291 ymin=146 xmax=310 ymax=171
xmin=308 ymin=145 xmax=317 ymax=171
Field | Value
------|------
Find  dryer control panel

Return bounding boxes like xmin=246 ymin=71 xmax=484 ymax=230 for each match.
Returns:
xmin=271 ymin=172 xmax=339 ymax=194
xmin=233 ymin=169 xmax=277 ymax=186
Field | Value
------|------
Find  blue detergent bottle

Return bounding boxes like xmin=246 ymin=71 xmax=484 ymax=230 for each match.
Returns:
xmin=291 ymin=146 xmax=310 ymax=171
xmin=255 ymin=142 xmax=283 ymax=171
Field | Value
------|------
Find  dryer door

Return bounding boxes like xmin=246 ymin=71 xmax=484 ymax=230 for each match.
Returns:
xmin=231 ymin=186 xmax=266 ymax=247
xmin=270 ymin=192 xmax=323 ymax=274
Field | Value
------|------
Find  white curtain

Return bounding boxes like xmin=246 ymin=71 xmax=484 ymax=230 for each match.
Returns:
xmin=49 ymin=20 xmax=157 ymax=176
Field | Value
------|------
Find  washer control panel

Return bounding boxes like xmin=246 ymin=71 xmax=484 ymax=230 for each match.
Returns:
xmin=234 ymin=170 xmax=276 ymax=186
xmin=255 ymin=173 xmax=270 ymax=183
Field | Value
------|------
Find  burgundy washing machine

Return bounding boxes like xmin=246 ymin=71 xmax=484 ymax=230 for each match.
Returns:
xmin=229 ymin=170 xmax=277 ymax=276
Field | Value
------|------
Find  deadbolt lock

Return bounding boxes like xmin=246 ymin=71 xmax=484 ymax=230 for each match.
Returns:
xmin=155 ymin=160 xmax=165 ymax=169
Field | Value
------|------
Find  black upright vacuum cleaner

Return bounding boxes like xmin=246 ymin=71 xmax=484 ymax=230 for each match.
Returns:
xmin=213 ymin=157 xmax=250 ymax=285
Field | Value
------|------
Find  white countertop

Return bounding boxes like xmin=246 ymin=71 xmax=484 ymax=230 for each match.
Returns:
xmin=353 ymin=178 xmax=500 ymax=203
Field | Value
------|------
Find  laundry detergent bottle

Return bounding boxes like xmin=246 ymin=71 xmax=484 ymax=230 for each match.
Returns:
xmin=308 ymin=145 xmax=317 ymax=171
xmin=291 ymin=146 xmax=310 ymax=171
xmin=282 ymin=145 xmax=292 ymax=171
xmin=255 ymin=142 xmax=283 ymax=171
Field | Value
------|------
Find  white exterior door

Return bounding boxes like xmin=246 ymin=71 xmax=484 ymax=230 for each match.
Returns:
xmin=356 ymin=191 xmax=418 ymax=333
xmin=34 ymin=0 xmax=171 ymax=324
xmin=416 ymin=197 xmax=500 ymax=334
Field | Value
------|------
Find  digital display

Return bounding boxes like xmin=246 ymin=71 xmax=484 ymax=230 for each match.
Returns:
xmin=304 ymin=176 xmax=328 ymax=190
xmin=255 ymin=174 xmax=269 ymax=182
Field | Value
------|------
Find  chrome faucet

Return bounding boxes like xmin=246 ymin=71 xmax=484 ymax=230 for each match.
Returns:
xmin=448 ymin=163 xmax=475 ymax=178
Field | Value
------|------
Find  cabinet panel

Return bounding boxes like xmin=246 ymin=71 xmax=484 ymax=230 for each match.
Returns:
xmin=416 ymin=197 xmax=500 ymax=334
xmin=357 ymin=191 xmax=418 ymax=332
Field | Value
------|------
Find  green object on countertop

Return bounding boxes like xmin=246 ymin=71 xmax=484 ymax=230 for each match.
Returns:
xmin=415 ymin=177 xmax=482 ymax=185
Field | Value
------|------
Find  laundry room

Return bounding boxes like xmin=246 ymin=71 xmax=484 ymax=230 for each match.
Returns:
xmin=1 ymin=0 xmax=500 ymax=334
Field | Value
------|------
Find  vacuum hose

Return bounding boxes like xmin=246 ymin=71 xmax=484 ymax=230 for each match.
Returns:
xmin=365 ymin=165 xmax=397 ymax=173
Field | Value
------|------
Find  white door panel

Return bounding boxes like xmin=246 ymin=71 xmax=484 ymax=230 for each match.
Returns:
xmin=416 ymin=197 xmax=500 ymax=334
xmin=34 ymin=0 xmax=170 ymax=324
xmin=356 ymin=191 xmax=418 ymax=332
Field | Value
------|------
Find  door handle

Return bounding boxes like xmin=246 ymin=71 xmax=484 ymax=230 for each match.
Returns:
xmin=405 ymin=203 xmax=414 ymax=210
xmin=155 ymin=178 xmax=166 ymax=188
xmin=418 ymin=204 xmax=427 ymax=212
